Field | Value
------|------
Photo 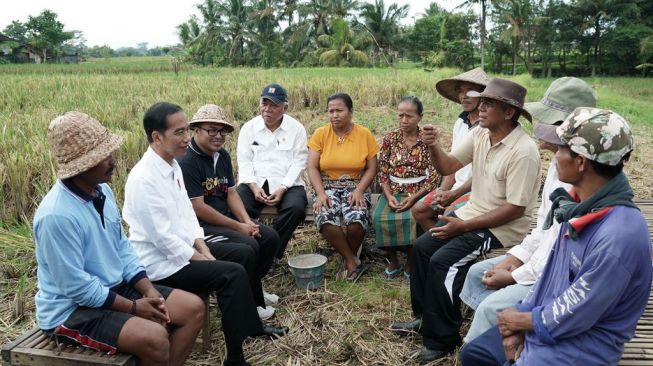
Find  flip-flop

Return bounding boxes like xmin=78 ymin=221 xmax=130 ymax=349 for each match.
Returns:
xmin=347 ymin=263 xmax=371 ymax=282
xmin=383 ymin=266 xmax=403 ymax=279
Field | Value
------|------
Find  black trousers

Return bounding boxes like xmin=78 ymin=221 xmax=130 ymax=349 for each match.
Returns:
xmin=409 ymin=214 xmax=501 ymax=351
xmin=202 ymin=221 xmax=281 ymax=307
xmin=154 ymin=241 xmax=263 ymax=349
xmin=237 ymin=183 xmax=307 ymax=258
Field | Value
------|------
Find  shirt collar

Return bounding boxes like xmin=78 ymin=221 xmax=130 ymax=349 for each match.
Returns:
xmin=495 ymin=124 xmax=524 ymax=149
xmin=254 ymin=115 xmax=287 ymax=132
xmin=146 ymin=146 xmax=176 ymax=178
xmin=189 ymin=138 xmax=220 ymax=162
xmin=61 ymin=179 xmax=102 ymax=202
xmin=458 ymin=111 xmax=471 ymax=127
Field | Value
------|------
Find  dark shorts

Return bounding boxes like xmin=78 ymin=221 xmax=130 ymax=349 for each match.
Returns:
xmin=44 ymin=283 xmax=173 ymax=355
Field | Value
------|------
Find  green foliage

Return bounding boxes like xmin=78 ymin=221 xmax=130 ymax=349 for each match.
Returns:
xmin=24 ymin=10 xmax=74 ymax=61
xmin=3 ymin=20 xmax=28 ymax=43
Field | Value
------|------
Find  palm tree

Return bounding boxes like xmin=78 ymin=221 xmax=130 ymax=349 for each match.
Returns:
xmin=495 ymin=0 xmax=530 ymax=75
xmin=455 ymin=0 xmax=489 ymax=69
xmin=317 ymin=18 xmax=368 ymax=66
xmin=218 ymin=0 xmax=250 ymax=65
xmin=358 ymin=0 xmax=409 ymax=52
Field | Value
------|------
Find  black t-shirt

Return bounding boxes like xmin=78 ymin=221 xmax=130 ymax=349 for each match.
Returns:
xmin=176 ymin=138 xmax=235 ymax=222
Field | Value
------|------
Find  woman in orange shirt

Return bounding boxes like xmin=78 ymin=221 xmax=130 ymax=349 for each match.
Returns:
xmin=307 ymin=93 xmax=379 ymax=280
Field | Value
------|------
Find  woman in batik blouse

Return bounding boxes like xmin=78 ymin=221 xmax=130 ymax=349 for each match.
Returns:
xmin=373 ymin=96 xmax=439 ymax=279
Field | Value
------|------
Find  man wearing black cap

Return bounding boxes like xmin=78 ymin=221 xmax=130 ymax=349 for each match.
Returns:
xmin=236 ymin=83 xmax=309 ymax=259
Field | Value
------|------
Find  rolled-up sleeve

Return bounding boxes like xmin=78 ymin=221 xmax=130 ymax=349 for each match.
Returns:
xmin=237 ymin=123 xmax=256 ymax=185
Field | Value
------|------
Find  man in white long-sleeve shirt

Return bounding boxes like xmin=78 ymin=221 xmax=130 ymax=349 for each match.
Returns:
xmin=124 ymin=102 xmax=287 ymax=366
xmin=459 ymin=77 xmax=597 ymax=342
xmin=236 ymin=83 xmax=309 ymax=258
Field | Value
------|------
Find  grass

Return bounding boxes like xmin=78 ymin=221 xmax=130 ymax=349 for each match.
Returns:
xmin=1 ymin=58 xmax=653 ymax=365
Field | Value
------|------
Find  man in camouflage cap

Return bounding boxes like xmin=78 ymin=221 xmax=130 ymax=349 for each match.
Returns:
xmin=461 ymin=108 xmax=652 ymax=366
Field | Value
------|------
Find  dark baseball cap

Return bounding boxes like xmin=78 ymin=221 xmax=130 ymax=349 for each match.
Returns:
xmin=260 ymin=83 xmax=288 ymax=104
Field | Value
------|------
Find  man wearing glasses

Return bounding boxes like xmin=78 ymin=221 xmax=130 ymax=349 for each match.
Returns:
xmin=177 ymin=103 xmax=283 ymax=321
xmin=236 ymin=83 xmax=309 ymax=259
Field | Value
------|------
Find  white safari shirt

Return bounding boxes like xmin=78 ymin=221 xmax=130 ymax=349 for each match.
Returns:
xmin=237 ymin=114 xmax=308 ymax=192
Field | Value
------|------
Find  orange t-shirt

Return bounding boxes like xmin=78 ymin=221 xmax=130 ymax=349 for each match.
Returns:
xmin=308 ymin=123 xmax=379 ymax=179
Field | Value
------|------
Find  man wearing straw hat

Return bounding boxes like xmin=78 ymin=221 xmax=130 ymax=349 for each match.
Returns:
xmin=411 ymin=67 xmax=489 ymax=231
xmin=459 ymin=77 xmax=596 ymax=343
xmin=461 ymin=108 xmax=651 ymax=366
xmin=177 ymin=103 xmax=284 ymax=320
xmin=33 ymin=111 xmax=205 ymax=365
xmin=237 ymin=83 xmax=309 ymax=261
xmin=123 ymin=102 xmax=288 ymax=366
xmin=392 ymin=78 xmax=541 ymax=363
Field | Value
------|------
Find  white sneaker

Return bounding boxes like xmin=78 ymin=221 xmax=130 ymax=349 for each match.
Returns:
xmin=257 ymin=306 xmax=275 ymax=320
xmin=263 ymin=290 xmax=279 ymax=305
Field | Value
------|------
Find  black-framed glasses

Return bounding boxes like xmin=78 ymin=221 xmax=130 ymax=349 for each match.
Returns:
xmin=195 ymin=126 xmax=230 ymax=137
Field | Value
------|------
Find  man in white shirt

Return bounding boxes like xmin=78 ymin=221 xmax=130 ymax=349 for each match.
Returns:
xmin=124 ymin=102 xmax=287 ymax=366
xmin=459 ymin=77 xmax=597 ymax=343
xmin=237 ymin=83 xmax=309 ymax=258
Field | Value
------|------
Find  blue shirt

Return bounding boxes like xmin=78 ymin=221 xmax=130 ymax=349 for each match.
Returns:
xmin=34 ymin=181 xmax=145 ymax=330
xmin=516 ymin=205 xmax=652 ymax=365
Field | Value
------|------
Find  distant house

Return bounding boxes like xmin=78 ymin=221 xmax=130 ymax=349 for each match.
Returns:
xmin=59 ymin=53 xmax=81 ymax=64
xmin=0 ymin=33 xmax=45 ymax=63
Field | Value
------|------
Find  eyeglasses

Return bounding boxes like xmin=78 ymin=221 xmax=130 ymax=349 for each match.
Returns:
xmin=195 ymin=126 xmax=230 ymax=137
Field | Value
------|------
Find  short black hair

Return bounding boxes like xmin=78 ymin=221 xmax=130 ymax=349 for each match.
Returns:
xmin=569 ymin=149 xmax=629 ymax=179
xmin=399 ymin=96 xmax=423 ymax=115
xmin=327 ymin=93 xmax=353 ymax=112
xmin=143 ymin=102 xmax=183 ymax=143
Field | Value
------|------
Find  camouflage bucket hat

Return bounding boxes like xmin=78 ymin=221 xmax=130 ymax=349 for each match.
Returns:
xmin=189 ymin=104 xmax=235 ymax=132
xmin=554 ymin=107 xmax=634 ymax=166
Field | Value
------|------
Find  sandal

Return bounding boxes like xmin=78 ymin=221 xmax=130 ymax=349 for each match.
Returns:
xmin=346 ymin=263 xmax=371 ymax=282
xmin=383 ymin=266 xmax=403 ymax=279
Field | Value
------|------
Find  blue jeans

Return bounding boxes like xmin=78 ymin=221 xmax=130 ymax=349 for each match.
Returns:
xmin=460 ymin=255 xmax=531 ymax=342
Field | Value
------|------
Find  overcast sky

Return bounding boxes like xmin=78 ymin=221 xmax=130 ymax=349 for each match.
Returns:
xmin=1 ymin=0 xmax=464 ymax=48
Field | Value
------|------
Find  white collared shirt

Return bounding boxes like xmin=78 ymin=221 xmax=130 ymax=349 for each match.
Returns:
xmin=508 ymin=160 xmax=571 ymax=285
xmin=237 ymin=114 xmax=308 ymax=191
xmin=123 ymin=147 xmax=204 ymax=281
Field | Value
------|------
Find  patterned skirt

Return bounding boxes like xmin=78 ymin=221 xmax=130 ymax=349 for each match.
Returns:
xmin=372 ymin=193 xmax=422 ymax=249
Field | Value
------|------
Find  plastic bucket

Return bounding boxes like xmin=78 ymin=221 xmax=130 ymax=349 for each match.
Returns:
xmin=288 ymin=254 xmax=327 ymax=290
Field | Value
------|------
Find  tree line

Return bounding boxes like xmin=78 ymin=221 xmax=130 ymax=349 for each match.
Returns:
xmin=2 ymin=1 xmax=652 ymax=76
xmin=176 ymin=0 xmax=653 ymax=75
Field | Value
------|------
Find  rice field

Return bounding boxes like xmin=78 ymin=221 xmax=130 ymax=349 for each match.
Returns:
xmin=1 ymin=58 xmax=652 ymax=365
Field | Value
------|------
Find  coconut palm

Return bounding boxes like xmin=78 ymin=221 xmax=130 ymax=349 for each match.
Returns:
xmin=317 ymin=18 xmax=368 ymax=66
xmin=455 ymin=0 xmax=490 ymax=69
xmin=358 ymin=0 xmax=409 ymax=52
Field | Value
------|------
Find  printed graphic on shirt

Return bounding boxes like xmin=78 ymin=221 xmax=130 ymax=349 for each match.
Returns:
xmin=549 ymin=275 xmax=591 ymax=325
xmin=202 ymin=177 xmax=229 ymax=196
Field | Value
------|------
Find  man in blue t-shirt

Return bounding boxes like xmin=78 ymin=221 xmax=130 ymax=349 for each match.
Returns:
xmin=461 ymin=108 xmax=652 ymax=366
xmin=33 ymin=111 xmax=204 ymax=366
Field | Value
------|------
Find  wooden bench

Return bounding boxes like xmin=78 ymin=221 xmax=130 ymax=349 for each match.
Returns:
xmin=1 ymin=298 xmax=212 ymax=366
xmin=1 ymin=327 xmax=136 ymax=366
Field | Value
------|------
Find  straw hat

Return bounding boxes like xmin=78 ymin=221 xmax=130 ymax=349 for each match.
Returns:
xmin=435 ymin=67 xmax=490 ymax=103
xmin=189 ymin=104 xmax=235 ymax=132
xmin=468 ymin=78 xmax=533 ymax=122
xmin=47 ymin=111 xmax=123 ymax=179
